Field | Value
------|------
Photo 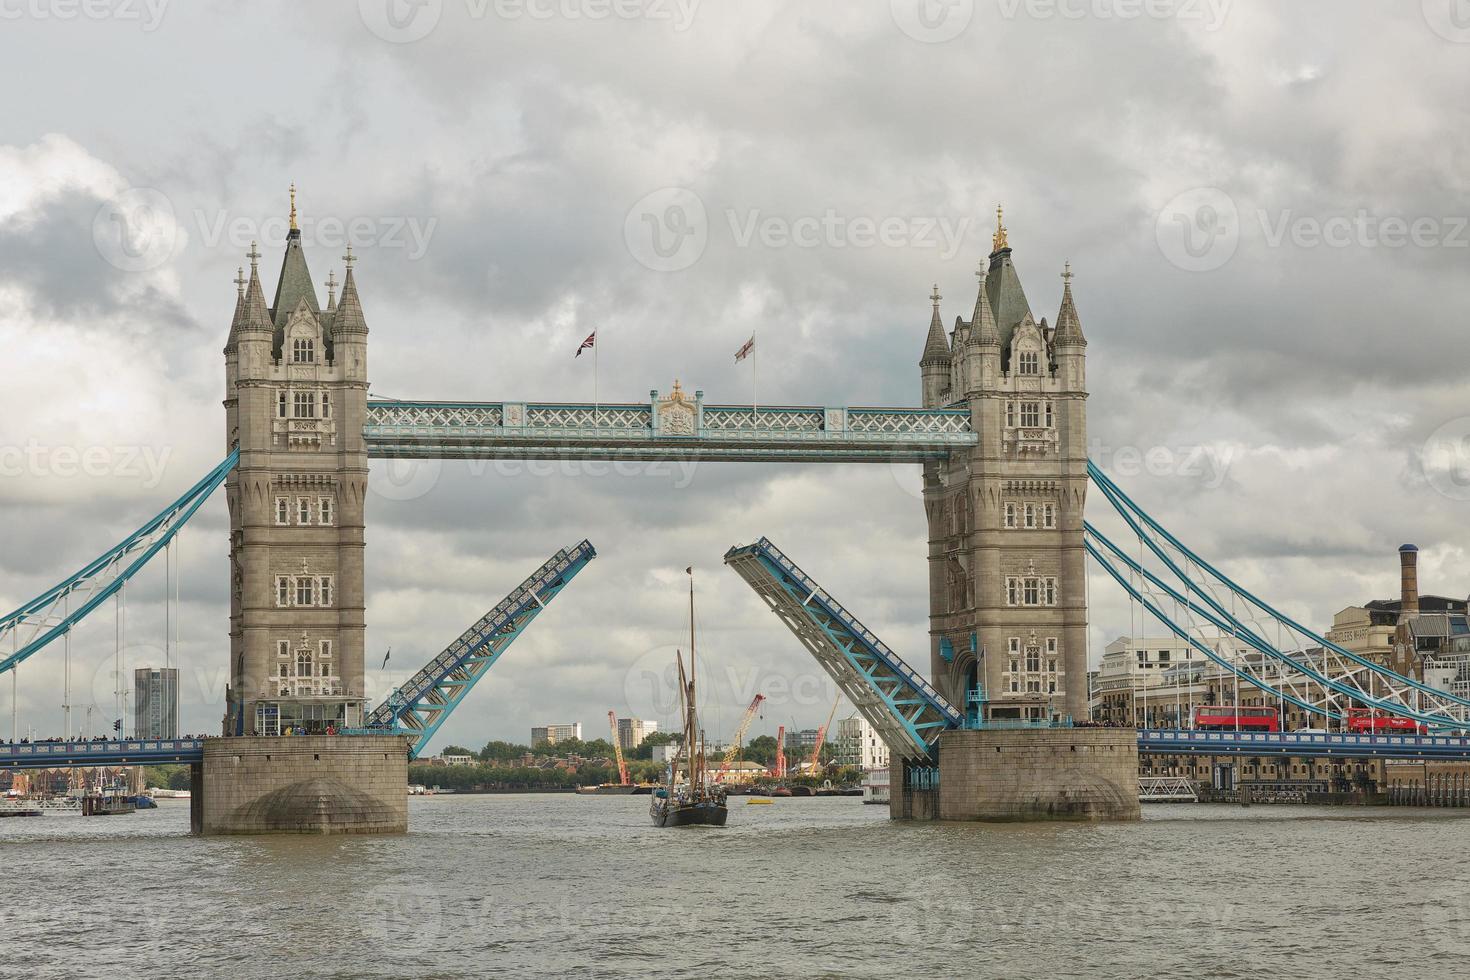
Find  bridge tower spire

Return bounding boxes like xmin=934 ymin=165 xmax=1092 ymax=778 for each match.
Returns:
xmin=223 ymin=193 xmax=368 ymax=737
xmin=919 ymin=283 xmax=951 ymax=408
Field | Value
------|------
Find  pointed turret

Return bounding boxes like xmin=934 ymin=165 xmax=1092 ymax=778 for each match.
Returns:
xmin=920 ymin=283 xmax=951 ymax=365
xmin=1054 ymin=262 xmax=1086 ymax=347
xmin=920 ymin=284 xmax=952 ymax=408
xmin=970 ymin=261 xmax=1000 ymax=347
xmin=223 ymin=266 xmax=247 ymax=355
xmin=333 ymin=246 xmax=368 ymax=337
xmin=240 ymin=241 xmax=274 ymax=339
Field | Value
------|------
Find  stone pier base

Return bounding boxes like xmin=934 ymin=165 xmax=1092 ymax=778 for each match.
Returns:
xmin=192 ymin=735 xmax=411 ymax=835
xmin=891 ymin=728 xmax=1140 ymax=822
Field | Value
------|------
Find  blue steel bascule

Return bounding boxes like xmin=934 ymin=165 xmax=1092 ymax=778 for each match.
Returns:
xmin=359 ymin=540 xmax=597 ymax=758
xmin=9 ymin=207 xmax=1470 ymax=825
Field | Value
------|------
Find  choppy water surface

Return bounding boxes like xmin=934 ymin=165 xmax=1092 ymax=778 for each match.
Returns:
xmin=3 ymin=796 xmax=1469 ymax=978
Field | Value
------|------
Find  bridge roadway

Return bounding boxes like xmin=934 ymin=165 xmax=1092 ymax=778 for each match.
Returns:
xmin=1 ymin=738 xmax=205 ymax=770
xmin=8 ymin=729 xmax=1470 ymax=771
xmin=1137 ymin=728 xmax=1470 ymax=760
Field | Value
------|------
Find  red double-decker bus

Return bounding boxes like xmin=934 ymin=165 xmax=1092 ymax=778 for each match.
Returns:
xmin=1346 ymin=708 xmax=1426 ymax=735
xmin=1192 ymin=705 xmax=1280 ymax=732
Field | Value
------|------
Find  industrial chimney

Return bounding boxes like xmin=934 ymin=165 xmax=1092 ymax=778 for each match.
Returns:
xmin=1399 ymin=544 xmax=1420 ymax=617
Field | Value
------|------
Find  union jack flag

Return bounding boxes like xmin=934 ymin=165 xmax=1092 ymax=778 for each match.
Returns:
xmin=575 ymin=330 xmax=596 ymax=357
xmin=734 ymin=335 xmax=755 ymax=362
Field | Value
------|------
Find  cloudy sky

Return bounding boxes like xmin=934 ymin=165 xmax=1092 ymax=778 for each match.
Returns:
xmin=2 ymin=1 xmax=1469 ymax=752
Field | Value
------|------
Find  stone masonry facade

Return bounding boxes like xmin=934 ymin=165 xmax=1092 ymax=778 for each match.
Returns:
xmin=223 ymin=204 xmax=370 ymax=736
xmin=196 ymin=735 xmax=410 ymax=834
xmin=920 ymin=212 xmax=1089 ymax=724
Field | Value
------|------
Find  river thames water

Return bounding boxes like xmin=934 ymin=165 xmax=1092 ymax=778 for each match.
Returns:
xmin=3 ymin=796 xmax=1469 ymax=978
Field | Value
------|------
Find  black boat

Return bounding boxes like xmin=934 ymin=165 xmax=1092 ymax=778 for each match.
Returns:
xmin=650 ymin=787 xmax=728 ymax=827
xmin=650 ymin=566 xmax=729 ymax=829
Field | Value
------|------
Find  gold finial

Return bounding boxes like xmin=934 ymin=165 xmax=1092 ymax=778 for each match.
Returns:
xmin=289 ymin=182 xmax=298 ymax=231
xmin=930 ymin=283 xmax=942 ymax=308
xmin=992 ymin=204 xmax=1008 ymax=251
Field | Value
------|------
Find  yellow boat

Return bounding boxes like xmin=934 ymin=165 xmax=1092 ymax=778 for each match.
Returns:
xmin=747 ymin=797 xmax=773 ymax=805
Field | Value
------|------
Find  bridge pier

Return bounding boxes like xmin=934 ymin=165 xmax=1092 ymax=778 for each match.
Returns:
xmin=893 ymin=729 xmax=1140 ymax=822
xmin=193 ymin=735 xmax=410 ymax=835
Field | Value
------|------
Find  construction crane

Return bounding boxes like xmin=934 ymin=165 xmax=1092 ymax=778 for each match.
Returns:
xmin=717 ymin=694 xmax=766 ymax=778
xmin=607 ymin=710 xmax=631 ymax=786
xmin=773 ymin=725 xmax=786 ymax=779
xmin=806 ymin=696 xmax=841 ymax=776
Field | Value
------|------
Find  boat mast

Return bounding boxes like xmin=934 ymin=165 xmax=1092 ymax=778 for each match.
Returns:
xmin=687 ymin=565 xmax=699 ymax=789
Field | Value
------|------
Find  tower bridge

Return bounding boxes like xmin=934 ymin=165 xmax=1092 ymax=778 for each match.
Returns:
xmin=6 ymin=200 xmax=1466 ymax=831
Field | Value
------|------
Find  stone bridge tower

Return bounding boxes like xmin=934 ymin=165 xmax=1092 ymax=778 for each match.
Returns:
xmin=920 ymin=210 xmax=1090 ymax=724
xmin=222 ymin=191 xmax=369 ymax=736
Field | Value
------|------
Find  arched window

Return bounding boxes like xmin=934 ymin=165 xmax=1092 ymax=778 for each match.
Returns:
xmin=1018 ymin=350 xmax=1039 ymax=375
xmin=297 ymin=648 xmax=314 ymax=678
xmin=293 ymin=338 xmax=315 ymax=363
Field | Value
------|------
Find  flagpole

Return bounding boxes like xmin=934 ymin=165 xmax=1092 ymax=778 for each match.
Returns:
xmin=593 ymin=330 xmax=600 ymax=419
xmin=752 ymin=328 xmax=758 ymax=417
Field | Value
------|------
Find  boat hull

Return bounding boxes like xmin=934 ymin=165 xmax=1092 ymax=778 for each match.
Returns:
xmin=650 ymin=799 xmax=728 ymax=827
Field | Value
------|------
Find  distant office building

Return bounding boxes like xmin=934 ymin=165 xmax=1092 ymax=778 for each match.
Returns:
xmin=530 ymin=723 xmax=582 ymax=746
xmin=784 ymin=728 xmax=820 ymax=753
xmin=441 ymin=754 xmax=474 ymax=766
xmin=616 ymin=717 xmax=658 ymax=750
xmin=133 ymin=667 xmax=179 ymax=739
xmin=834 ymin=714 xmax=888 ymax=771
xmin=652 ymin=742 xmax=679 ymax=764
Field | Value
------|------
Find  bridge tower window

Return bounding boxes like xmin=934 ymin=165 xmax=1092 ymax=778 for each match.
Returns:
xmin=1004 ymin=503 xmax=1017 ymax=528
xmin=297 ymin=497 xmax=312 ymax=524
xmin=319 ymin=496 xmax=333 ymax=525
xmin=1018 ymin=350 xmax=1039 ymax=375
xmin=275 ymin=497 xmax=289 ymax=525
xmin=296 ymin=577 xmax=315 ymax=606
xmin=293 ymin=391 xmax=317 ymax=419
xmin=293 ymin=338 xmax=315 ymax=364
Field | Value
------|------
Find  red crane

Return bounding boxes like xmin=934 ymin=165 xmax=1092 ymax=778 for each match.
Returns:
xmin=806 ymin=696 xmax=841 ymax=775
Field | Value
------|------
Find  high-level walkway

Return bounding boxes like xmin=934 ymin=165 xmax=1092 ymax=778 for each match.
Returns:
xmin=363 ymin=398 xmax=976 ymax=462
